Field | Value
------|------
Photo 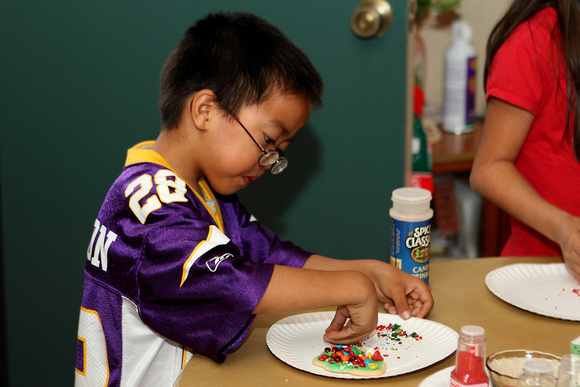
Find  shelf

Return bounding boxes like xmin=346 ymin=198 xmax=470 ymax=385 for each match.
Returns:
xmin=431 ymin=121 xmax=482 ymax=175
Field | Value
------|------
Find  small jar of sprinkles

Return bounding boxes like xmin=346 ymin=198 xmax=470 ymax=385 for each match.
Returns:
xmin=389 ymin=188 xmax=433 ymax=285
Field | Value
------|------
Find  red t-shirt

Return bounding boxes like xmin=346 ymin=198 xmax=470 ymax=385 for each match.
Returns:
xmin=486 ymin=6 xmax=580 ymax=256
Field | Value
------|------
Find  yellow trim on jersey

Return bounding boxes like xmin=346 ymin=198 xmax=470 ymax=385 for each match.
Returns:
xmin=180 ymin=226 xmax=214 ymax=287
xmin=182 ymin=347 xmax=194 ymax=368
xmin=76 ymin=336 xmax=87 ymax=376
xmin=125 ymin=141 xmax=224 ymax=232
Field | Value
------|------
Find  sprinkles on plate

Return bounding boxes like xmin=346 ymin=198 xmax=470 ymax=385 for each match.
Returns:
xmin=367 ymin=323 xmax=423 ymax=353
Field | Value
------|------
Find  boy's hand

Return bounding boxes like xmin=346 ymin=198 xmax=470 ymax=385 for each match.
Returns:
xmin=323 ymin=281 xmax=378 ymax=344
xmin=367 ymin=262 xmax=433 ymax=319
xmin=303 ymin=255 xmax=434 ymax=320
xmin=254 ymin=265 xmax=379 ymax=344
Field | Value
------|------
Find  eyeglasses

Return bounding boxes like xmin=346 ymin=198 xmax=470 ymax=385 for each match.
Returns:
xmin=219 ymin=103 xmax=288 ymax=175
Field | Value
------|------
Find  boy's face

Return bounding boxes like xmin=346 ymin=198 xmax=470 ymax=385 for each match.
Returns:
xmin=200 ymin=92 xmax=311 ymax=195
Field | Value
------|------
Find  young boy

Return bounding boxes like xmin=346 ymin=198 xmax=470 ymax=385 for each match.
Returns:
xmin=76 ymin=12 xmax=433 ymax=386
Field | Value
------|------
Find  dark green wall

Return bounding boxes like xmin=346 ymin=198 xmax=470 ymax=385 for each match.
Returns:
xmin=0 ymin=1 xmax=408 ymax=385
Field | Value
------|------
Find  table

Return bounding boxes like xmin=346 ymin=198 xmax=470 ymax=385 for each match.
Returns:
xmin=175 ymin=256 xmax=578 ymax=386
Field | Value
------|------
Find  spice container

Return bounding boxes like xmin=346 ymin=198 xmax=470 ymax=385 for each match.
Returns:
xmin=519 ymin=359 xmax=557 ymax=386
xmin=450 ymin=325 xmax=489 ymax=386
xmin=389 ymin=188 xmax=433 ymax=285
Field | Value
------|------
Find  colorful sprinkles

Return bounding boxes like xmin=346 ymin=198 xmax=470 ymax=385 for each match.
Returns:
xmin=314 ymin=323 xmax=423 ymax=376
xmin=369 ymin=323 xmax=423 ymax=353
xmin=315 ymin=344 xmax=384 ymax=372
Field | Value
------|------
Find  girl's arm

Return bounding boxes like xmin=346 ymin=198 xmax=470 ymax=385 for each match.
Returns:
xmin=470 ymin=97 xmax=580 ymax=280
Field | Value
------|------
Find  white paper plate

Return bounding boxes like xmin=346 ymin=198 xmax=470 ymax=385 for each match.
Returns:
xmin=486 ymin=263 xmax=580 ymax=321
xmin=418 ymin=366 xmax=453 ymax=386
xmin=266 ymin=311 xmax=458 ymax=379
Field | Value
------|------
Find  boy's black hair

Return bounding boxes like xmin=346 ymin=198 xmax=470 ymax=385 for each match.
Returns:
xmin=159 ymin=12 xmax=324 ymax=130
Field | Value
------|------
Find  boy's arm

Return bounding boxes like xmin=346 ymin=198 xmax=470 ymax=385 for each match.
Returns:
xmin=302 ymin=254 xmax=434 ymax=320
xmin=253 ymin=265 xmax=378 ymax=344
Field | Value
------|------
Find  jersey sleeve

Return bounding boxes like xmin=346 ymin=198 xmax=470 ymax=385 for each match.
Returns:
xmin=137 ymin=221 xmax=274 ymax=363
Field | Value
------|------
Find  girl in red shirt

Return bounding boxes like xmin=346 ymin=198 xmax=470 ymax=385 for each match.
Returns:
xmin=470 ymin=0 xmax=580 ymax=280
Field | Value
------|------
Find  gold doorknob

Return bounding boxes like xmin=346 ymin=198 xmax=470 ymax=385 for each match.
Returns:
xmin=351 ymin=0 xmax=393 ymax=39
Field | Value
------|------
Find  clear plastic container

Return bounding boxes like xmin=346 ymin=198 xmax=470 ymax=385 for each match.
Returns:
xmin=557 ymin=354 xmax=580 ymax=386
xmin=519 ymin=359 xmax=557 ymax=386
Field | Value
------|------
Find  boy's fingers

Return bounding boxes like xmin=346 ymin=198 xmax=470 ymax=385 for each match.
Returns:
xmin=324 ymin=310 xmax=348 ymax=334
xmin=413 ymin=289 xmax=434 ymax=318
xmin=384 ymin=289 xmax=432 ymax=319
xmin=390 ymin=291 xmax=412 ymax=319
xmin=323 ymin=322 xmax=371 ymax=344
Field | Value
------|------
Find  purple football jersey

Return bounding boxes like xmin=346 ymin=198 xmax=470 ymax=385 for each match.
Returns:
xmin=75 ymin=141 xmax=311 ymax=386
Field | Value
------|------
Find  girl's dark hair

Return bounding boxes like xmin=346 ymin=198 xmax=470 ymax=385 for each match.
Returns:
xmin=159 ymin=12 xmax=323 ymax=129
xmin=485 ymin=0 xmax=580 ymax=161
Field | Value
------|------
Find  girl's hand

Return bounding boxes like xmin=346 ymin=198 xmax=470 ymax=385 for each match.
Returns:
xmin=556 ymin=215 xmax=580 ymax=281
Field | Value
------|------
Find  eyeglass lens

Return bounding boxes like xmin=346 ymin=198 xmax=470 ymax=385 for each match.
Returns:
xmin=270 ymin=157 xmax=288 ymax=175
xmin=258 ymin=150 xmax=279 ymax=167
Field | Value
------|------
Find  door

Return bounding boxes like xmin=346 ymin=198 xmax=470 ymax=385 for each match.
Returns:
xmin=0 ymin=0 xmax=412 ymax=384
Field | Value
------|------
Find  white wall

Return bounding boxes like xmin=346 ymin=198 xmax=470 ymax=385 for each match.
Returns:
xmin=419 ymin=0 xmax=512 ymax=117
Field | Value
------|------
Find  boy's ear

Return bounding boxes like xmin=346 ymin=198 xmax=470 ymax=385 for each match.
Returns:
xmin=190 ymin=89 xmax=218 ymax=130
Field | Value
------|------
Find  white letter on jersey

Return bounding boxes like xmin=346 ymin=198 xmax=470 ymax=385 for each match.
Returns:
xmin=88 ymin=221 xmax=118 ymax=271
xmin=76 ymin=307 xmax=109 ymax=386
xmin=87 ymin=219 xmax=101 ymax=262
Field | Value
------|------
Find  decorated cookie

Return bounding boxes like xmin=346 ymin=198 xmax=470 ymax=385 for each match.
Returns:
xmin=312 ymin=344 xmax=386 ymax=376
